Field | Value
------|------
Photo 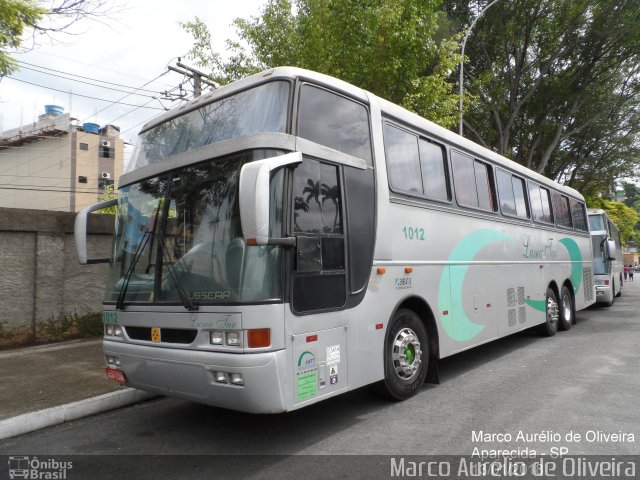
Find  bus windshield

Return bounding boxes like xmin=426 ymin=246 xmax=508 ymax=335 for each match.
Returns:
xmin=588 ymin=214 xmax=605 ymax=231
xmin=129 ymin=81 xmax=290 ymax=172
xmin=105 ymin=150 xmax=285 ymax=307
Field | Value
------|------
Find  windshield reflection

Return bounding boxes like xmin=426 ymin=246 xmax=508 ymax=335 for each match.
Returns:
xmin=106 ymin=150 xmax=285 ymax=307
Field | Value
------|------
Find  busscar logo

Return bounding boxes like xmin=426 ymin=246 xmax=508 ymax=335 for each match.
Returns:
xmin=8 ymin=456 xmax=73 ymax=479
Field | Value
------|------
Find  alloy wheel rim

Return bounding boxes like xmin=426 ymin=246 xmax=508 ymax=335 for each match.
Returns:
xmin=392 ymin=327 xmax=422 ymax=381
xmin=547 ymin=296 xmax=559 ymax=328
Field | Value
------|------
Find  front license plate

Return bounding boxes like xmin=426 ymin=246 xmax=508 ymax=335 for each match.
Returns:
xmin=105 ymin=367 xmax=126 ymax=384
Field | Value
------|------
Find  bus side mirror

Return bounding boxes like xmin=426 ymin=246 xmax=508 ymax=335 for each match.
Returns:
xmin=74 ymin=198 xmax=118 ymax=264
xmin=239 ymin=152 xmax=302 ymax=246
xmin=605 ymin=238 xmax=617 ymax=261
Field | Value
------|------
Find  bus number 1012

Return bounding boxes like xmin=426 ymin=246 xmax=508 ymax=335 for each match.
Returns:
xmin=402 ymin=226 xmax=425 ymax=241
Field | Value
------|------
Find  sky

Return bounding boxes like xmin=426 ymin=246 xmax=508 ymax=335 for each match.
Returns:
xmin=0 ymin=0 xmax=267 ymax=146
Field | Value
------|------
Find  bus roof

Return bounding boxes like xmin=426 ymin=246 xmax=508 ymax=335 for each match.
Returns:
xmin=139 ymin=66 xmax=584 ymax=201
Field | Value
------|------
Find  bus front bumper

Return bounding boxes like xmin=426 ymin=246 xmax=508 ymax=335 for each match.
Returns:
xmin=594 ymin=284 xmax=613 ymax=303
xmin=104 ymin=340 xmax=288 ymax=414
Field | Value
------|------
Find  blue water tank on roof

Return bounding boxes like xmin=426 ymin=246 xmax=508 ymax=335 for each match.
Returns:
xmin=83 ymin=122 xmax=100 ymax=134
xmin=44 ymin=105 xmax=64 ymax=116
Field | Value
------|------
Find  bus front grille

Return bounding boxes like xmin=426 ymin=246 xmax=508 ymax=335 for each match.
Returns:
xmin=124 ymin=326 xmax=198 ymax=344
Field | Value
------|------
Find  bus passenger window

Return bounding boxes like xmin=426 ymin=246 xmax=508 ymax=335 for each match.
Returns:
xmin=383 ymin=124 xmax=422 ymax=194
xmin=512 ymin=176 xmax=528 ymax=218
xmin=529 ymin=182 xmax=553 ymax=223
xmin=496 ymin=169 xmax=516 ymax=215
xmin=418 ymin=139 xmax=450 ymax=201
xmin=540 ymin=187 xmax=553 ymax=223
xmin=552 ymin=192 xmax=572 ymax=228
xmin=298 ymin=84 xmax=372 ymax=164
xmin=571 ymin=199 xmax=588 ymax=231
xmin=452 ymin=151 xmax=477 ymax=207
xmin=474 ymin=161 xmax=494 ymax=211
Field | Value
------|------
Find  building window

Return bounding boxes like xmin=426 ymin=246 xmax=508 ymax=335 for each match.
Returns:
xmin=79 ymin=143 xmax=89 ymax=151
xmin=100 ymin=145 xmax=114 ymax=158
xmin=78 ymin=176 xmax=88 ymax=183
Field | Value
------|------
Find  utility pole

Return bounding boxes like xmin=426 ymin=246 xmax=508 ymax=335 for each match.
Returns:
xmin=167 ymin=59 xmax=219 ymax=98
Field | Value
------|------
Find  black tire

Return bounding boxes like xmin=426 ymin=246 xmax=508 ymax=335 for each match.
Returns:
xmin=615 ymin=277 xmax=622 ymax=297
xmin=538 ymin=287 xmax=559 ymax=337
xmin=606 ymin=280 xmax=616 ymax=306
xmin=558 ymin=285 xmax=574 ymax=331
xmin=379 ymin=309 xmax=429 ymax=400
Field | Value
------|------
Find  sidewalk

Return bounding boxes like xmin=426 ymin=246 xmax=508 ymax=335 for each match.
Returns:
xmin=0 ymin=338 xmax=156 ymax=440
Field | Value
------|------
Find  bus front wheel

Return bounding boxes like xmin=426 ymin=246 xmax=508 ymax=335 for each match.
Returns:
xmin=539 ymin=287 xmax=559 ymax=337
xmin=558 ymin=285 xmax=574 ymax=331
xmin=380 ymin=309 xmax=429 ymax=400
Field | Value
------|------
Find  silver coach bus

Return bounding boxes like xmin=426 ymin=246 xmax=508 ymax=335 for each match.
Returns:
xmin=587 ymin=208 xmax=623 ymax=305
xmin=75 ymin=67 xmax=595 ymax=413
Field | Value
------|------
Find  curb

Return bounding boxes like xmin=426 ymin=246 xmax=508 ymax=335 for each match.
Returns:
xmin=0 ymin=389 xmax=158 ymax=441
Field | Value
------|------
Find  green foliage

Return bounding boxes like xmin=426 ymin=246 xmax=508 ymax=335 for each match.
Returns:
xmin=96 ymin=184 xmax=118 ymax=214
xmin=585 ymin=197 xmax=640 ymax=247
xmin=445 ymin=0 xmax=640 ymax=193
xmin=181 ymin=0 xmax=463 ymax=128
xmin=0 ymin=0 xmax=45 ymax=75
xmin=40 ymin=311 xmax=103 ymax=341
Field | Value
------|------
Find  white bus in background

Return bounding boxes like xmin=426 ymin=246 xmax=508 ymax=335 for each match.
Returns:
xmin=587 ymin=209 xmax=623 ymax=306
xmin=75 ymin=67 xmax=595 ymax=413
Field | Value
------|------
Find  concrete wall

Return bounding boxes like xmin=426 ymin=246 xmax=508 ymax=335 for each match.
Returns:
xmin=0 ymin=207 xmax=114 ymax=345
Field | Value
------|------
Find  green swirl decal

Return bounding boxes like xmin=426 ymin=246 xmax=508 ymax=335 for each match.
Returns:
xmin=438 ymin=230 xmax=513 ymax=342
xmin=559 ymin=237 xmax=583 ymax=293
xmin=524 ymin=237 xmax=583 ymax=312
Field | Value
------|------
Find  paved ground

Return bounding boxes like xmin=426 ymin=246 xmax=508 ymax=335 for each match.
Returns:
xmin=0 ymin=339 xmax=121 ymax=421
xmin=0 ymin=277 xmax=637 ymax=480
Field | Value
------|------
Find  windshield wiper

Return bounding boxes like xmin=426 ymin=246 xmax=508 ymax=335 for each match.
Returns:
xmin=116 ymin=230 xmax=152 ymax=310
xmin=156 ymin=231 xmax=198 ymax=311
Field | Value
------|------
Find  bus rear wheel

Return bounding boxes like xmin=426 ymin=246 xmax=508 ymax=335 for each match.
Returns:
xmin=558 ymin=285 xmax=574 ymax=331
xmin=539 ymin=287 xmax=559 ymax=337
xmin=380 ymin=309 xmax=428 ymax=400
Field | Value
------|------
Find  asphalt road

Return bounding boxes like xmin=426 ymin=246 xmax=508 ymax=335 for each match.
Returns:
xmin=2 ymin=280 xmax=639 ymax=479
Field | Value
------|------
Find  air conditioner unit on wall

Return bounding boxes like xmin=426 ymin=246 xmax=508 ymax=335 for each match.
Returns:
xmin=101 ymin=140 xmax=111 ymax=148
xmin=101 ymin=172 xmax=111 ymax=179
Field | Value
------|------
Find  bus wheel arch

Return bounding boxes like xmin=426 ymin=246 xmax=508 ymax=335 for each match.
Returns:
xmin=558 ymin=281 xmax=575 ymax=330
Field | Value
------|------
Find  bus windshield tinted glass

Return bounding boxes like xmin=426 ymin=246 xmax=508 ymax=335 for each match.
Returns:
xmin=588 ymin=214 xmax=605 ymax=231
xmin=105 ymin=150 xmax=284 ymax=306
xmin=130 ymin=81 xmax=290 ymax=171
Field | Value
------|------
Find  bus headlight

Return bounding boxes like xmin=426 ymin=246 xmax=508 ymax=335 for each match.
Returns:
xmin=210 ymin=331 xmax=224 ymax=345
xmin=105 ymin=325 xmax=114 ymax=336
xmin=214 ymin=372 xmax=229 ymax=384
xmin=226 ymin=331 xmax=241 ymax=346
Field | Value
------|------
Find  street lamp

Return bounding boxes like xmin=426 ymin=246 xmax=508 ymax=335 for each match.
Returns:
xmin=458 ymin=0 xmax=501 ymax=136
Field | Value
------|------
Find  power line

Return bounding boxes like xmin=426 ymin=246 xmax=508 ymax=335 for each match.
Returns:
xmin=17 ymin=60 xmax=161 ymax=94
xmin=5 ymin=77 xmax=165 ymax=110
xmin=19 ymin=50 xmax=176 ymax=89
xmin=17 ymin=64 xmax=159 ymax=99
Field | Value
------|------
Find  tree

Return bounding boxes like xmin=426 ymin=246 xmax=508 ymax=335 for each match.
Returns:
xmin=1 ymin=0 xmax=113 ymax=77
xmin=444 ymin=0 xmax=640 ymax=192
xmin=586 ymin=196 xmax=640 ymax=247
xmin=0 ymin=0 xmax=44 ymax=75
xmin=181 ymin=0 xmax=464 ymax=128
